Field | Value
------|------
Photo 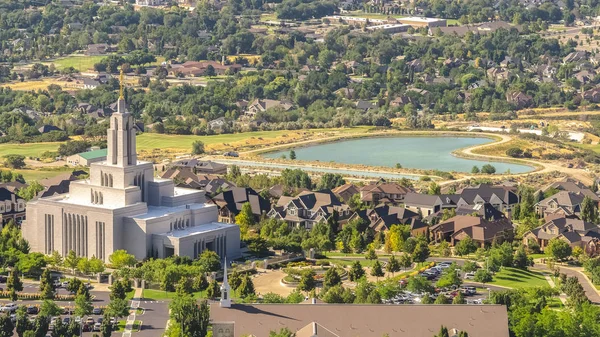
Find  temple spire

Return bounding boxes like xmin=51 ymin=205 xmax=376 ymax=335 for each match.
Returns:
xmin=220 ymin=257 xmax=231 ymax=308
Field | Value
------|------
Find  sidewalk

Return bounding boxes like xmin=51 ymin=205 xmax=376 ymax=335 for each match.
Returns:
xmin=532 ymin=262 xmax=600 ymax=304
xmin=122 ymin=288 xmax=143 ymax=337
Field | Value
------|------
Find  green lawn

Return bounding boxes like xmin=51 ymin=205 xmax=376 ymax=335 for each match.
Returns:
xmin=488 ymin=267 xmax=549 ymax=288
xmin=142 ymin=288 xmax=205 ymax=300
xmin=47 ymin=55 xmax=106 ymax=71
xmin=116 ymin=320 xmax=126 ymax=332
xmin=44 ymin=55 xmax=166 ymax=72
xmin=125 ymin=289 xmax=136 ymax=301
xmin=0 ymin=142 xmax=63 ymax=157
xmin=12 ymin=167 xmax=75 ymax=182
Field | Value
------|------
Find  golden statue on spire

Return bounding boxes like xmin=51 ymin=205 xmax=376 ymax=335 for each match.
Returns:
xmin=119 ymin=69 xmax=124 ymax=99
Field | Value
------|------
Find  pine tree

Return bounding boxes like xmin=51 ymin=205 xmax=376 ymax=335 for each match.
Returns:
xmin=348 ymin=261 xmax=365 ymax=282
xmin=371 ymin=260 xmax=385 ymax=280
xmin=238 ymin=275 xmax=255 ymax=298
xmin=206 ymin=280 xmax=220 ymax=299
xmin=386 ymin=255 xmax=401 ymax=275
xmin=7 ymin=267 xmax=23 ymax=301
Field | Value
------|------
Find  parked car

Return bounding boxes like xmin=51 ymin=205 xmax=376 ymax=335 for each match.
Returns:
xmin=461 ymin=286 xmax=476 ymax=296
xmin=92 ymin=307 xmax=102 ymax=315
xmin=52 ymin=280 xmax=62 ymax=288
xmin=26 ymin=306 xmax=38 ymax=315
xmin=464 ymin=272 xmax=475 ymax=280
xmin=93 ymin=322 xmax=101 ymax=331
xmin=86 ymin=317 xmax=95 ymax=325
xmin=1 ymin=303 xmax=18 ymax=313
xmin=63 ymin=317 xmax=71 ymax=325
xmin=0 ymin=275 xmax=7 ymax=283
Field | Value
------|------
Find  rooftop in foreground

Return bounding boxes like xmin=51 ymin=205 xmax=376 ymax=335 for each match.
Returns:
xmin=210 ymin=303 xmax=510 ymax=337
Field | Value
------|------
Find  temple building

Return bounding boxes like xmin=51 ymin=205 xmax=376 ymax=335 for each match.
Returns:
xmin=22 ymin=78 xmax=240 ymax=262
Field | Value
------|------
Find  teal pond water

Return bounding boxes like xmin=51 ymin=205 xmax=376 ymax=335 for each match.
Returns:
xmin=263 ymin=136 xmax=533 ymax=173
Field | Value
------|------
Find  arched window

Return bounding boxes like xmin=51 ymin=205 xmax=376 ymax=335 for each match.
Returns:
xmin=109 ymin=174 xmax=113 ymax=187
xmin=91 ymin=190 xmax=94 ymax=204
xmin=94 ymin=191 xmax=98 ymax=204
xmin=100 ymin=172 xmax=104 ymax=186
xmin=99 ymin=193 xmax=103 ymax=205
xmin=186 ymin=219 xmax=190 ymax=227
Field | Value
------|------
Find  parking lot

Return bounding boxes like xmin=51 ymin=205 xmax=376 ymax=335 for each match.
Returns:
xmin=383 ymin=261 xmax=500 ymax=305
xmin=0 ymin=282 xmax=170 ymax=336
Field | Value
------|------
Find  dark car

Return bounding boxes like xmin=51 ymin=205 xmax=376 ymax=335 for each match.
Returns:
xmin=0 ymin=275 xmax=7 ymax=283
xmin=26 ymin=306 xmax=38 ymax=315
xmin=92 ymin=307 xmax=102 ymax=315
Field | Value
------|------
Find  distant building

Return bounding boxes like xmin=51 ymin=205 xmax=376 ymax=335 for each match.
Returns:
xmin=66 ymin=149 xmax=108 ymax=167
xmin=431 ymin=215 xmax=514 ymax=247
xmin=245 ymin=99 xmax=294 ymax=117
xmin=210 ymin=187 xmax=271 ymax=224
xmin=268 ymin=191 xmax=352 ymax=229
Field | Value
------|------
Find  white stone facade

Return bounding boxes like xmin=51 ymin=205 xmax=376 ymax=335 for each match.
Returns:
xmin=22 ymin=97 xmax=241 ymax=262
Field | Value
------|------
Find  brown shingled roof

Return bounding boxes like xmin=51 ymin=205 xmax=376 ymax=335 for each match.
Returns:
xmin=209 ymin=303 xmax=510 ymax=337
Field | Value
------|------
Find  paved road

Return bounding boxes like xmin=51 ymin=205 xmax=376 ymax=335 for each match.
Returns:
xmin=532 ymin=264 xmax=600 ymax=304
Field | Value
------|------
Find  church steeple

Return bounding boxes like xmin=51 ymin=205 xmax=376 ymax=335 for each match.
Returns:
xmin=220 ymin=257 xmax=231 ymax=308
xmin=107 ymin=70 xmax=136 ymax=167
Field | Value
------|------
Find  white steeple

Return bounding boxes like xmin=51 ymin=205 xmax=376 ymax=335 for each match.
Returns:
xmin=220 ymin=257 xmax=231 ymax=308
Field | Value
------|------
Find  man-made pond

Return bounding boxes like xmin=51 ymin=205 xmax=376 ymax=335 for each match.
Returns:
xmin=263 ymin=136 xmax=534 ymax=174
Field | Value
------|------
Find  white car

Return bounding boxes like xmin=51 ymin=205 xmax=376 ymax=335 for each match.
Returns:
xmin=0 ymin=303 xmax=17 ymax=313
xmin=464 ymin=272 xmax=475 ymax=279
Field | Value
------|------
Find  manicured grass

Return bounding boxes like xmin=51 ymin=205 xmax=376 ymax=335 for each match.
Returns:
xmin=44 ymin=55 xmax=166 ymax=72
xmin=574 ymin=143 xmax=600 ymax=154
xmin=529 ymin=253 xmax=550 ymax=260
xmin=0 ymin=142 xmax=63 ymax=157
xmin=125 ymin=289 xmax=136 ymax=301
xmin=116 ymin=320 xmax=127 ymax=332
xmin=142 ymin=288 xmax=205 ymax=300
xmin=132 ymin=320 xmax=142 ymax=331
xmin=488 ymin=267 xmax=549 ymax=289
xmin=12 ymin=167 xmax=75 ymax=182
xmin=48 ymin=55 xmax=106 ymax=71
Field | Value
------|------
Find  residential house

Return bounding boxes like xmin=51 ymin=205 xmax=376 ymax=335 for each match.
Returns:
xmin=204 ymin=179 xmax=236 ymax=195
xmin=359 ymin=182 xmax=413 ymax=205
xmin=350 ymin=204 xmax=424 ymax=234
xmin=335 ymin=88 xmax=356 ymax=99
xmin=487 ymin=68 xmax=512 ymax=82
xmin=580 ymin=87 xmax=600 ymax=103
xmin=82 ymin=78 xmax=102 ymax=89
xmin=523 ymin=217 xmax=600 ymax=250
xmin=536 ymin=191 xmax=587 ymax=218
xmin=245 ymin=99 xmax=294 ymax=117
xmin=170 ymin=159 xmax=228 ymax=175
xmin=36 ymin=171 xmax=86 ymax=199
xmin=574 ymin=70 xmax=596 ymax=84
xmin=0 ymin=187 xmax=25 ymax=225
xmin=268 ymin=191 xmax=352 ymax=229
xmin=455 ymin=202 xmax=506 ymax=221
xmin=430 ymin=215 xmax=514 ymax=247
xmin=454 ymin=184 xmax=519 ymax=215
xmin=85 ymin=44 xmax=112 ymax=56
xmin=539 ymin=178 xmax=599 ymax=203
xmin=38 ymin=125 xmax=62 ymax=134
xmin=169 ymin=61 xmax=241 ymax=77
xmin=332 ymin=183 xmax=359 ymax=202
xmin=506 ymin=91 xmax=532 ymax=109
xmin=211 ymin=187 xmax=271 ymax=224
xmin=355 ymin=100 xmax=379 ymax=112
xmin=563 ymin=51 xmax=588 ymax=64
xmin=407 ymin=59 xmax=424 ymax=72
xmin=208 ymin=117 xmax=227 ymax=131
xmin=390 ymin=95 xmax=412 ymax=107
xmin=404 ymin=193 xmax=444 ymax=216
